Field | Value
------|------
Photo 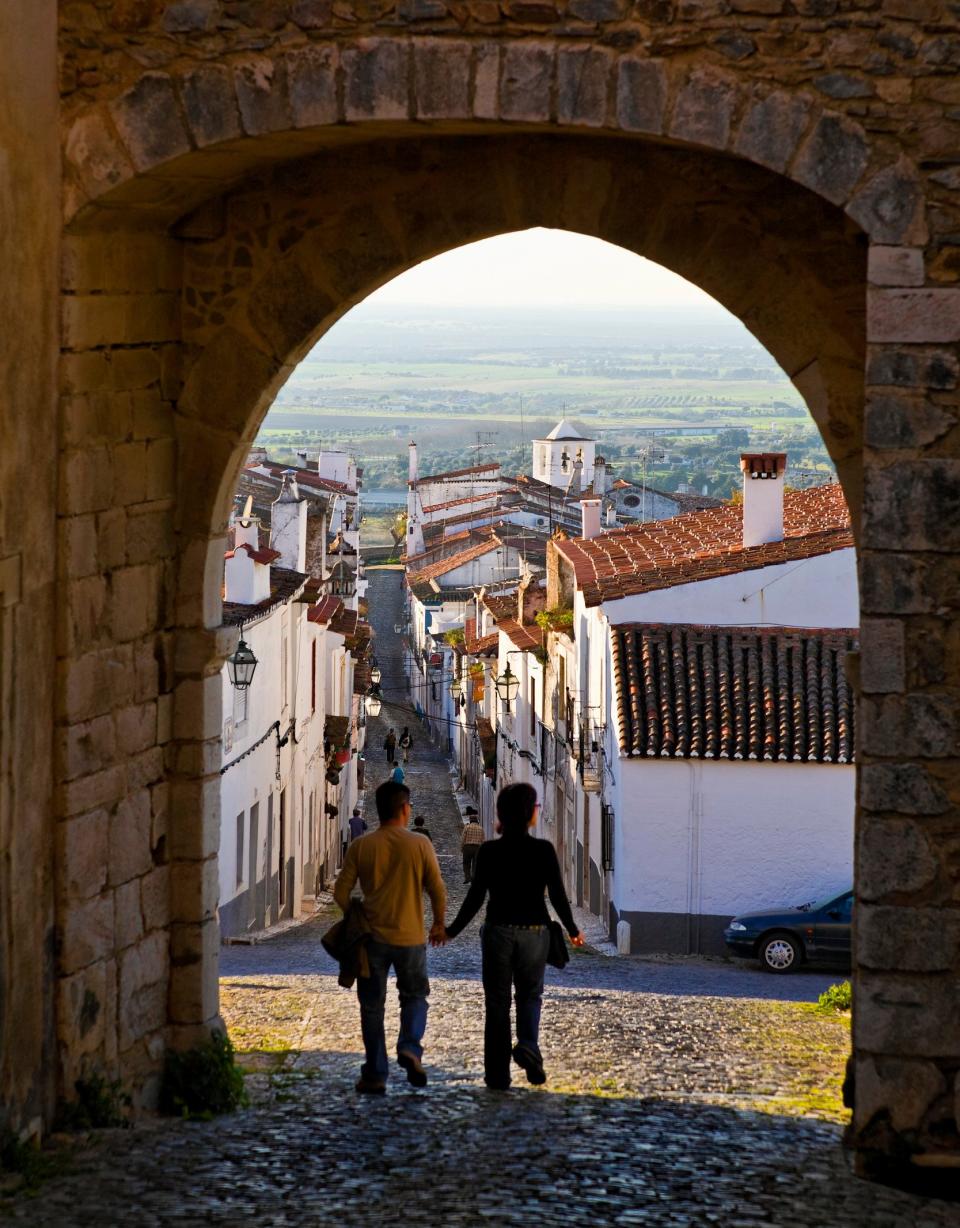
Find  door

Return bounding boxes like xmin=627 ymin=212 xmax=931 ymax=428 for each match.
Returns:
xmin=582 ymin=795 xmax=591 ymax=910
xmin=812 ymin=892 xmax=854 ymax=960
xmin=248 ymin=802 xmax=260 ymax=929
xmin=266 ymin=792 xmax=275 ymax=923
xmin=278 ymin=788 xmax=287 ymax=916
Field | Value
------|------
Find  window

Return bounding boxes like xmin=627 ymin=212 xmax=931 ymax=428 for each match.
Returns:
xmin=235 ymin=811 xmax=245 ymax=887
xmin=233 ymin=680 xmax=248 ymax=728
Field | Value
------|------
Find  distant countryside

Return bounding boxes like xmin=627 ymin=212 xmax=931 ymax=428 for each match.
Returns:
xmin=258 ymin=305 xmax=835 ymax=503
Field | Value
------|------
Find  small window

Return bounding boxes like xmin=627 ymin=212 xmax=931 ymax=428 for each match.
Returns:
xmin=233 ymin=681 xmax=248 ymax=727
xmin=235 ymin=811 xmax=245 ymax=887
xmin=623 ymin=493 xmax=640 ymax=509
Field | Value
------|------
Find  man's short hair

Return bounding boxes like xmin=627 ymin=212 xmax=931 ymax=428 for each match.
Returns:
xmin=375 ymin=780 xmax=410 ymax=824
xmin=496 ymin=782 xmax=538 ymax=835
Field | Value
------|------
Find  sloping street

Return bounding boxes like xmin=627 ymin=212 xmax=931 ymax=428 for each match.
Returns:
xmin=7 ymin=570 xmax=956 ymax=1226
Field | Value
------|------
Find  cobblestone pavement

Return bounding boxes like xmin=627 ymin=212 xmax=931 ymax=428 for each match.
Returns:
xmin=8 ymin=571 xmax=957 ymax=1226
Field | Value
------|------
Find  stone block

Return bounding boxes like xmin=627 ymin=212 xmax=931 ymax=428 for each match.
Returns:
xmin=170 ymin=857 xmax=220 ymax=924
xmin=849 ymin=160 xmax=928 ymax=246
xmin=500 ymin=43 xmax=554 ymax=123
xmin=109 ymin=788 xmax=154 ymax=887
xmin=246 ymin=259 xmax=336 ymax=363
xmin=127 ymin=747 xmax=165 ymax=793
xmin=131 ymin=389 xmax=171 ymax=441
xmin=855 ymin=1056 xmax=947 ymax=1134
xmin=173 ymin=675 xmax=223 ymax=742
xmin=118 ymin=932 xmax=169 ymax=1050
xmin=64 ymin=109 xmax=135 ymax=202
xmin=97 ymin=508 xmax=128 ymax=571
xmin=110 ymin=564 xmax=160 ymax=643
xmin=113 ymin=441 xmax=148 ymax=507
xmin=151 ymin=781 xmax=171 ymax=850
xmin=61 ymin=764 xmax=126 ymax=819
xmin=169 ymin=777 xmax=221 ymax=860
xmin=734 ymin=90 xmax=811 ymax=173
xmin=667 ymin=70 xmax=735 ymax=150
xmin=569 ymin=0 xmax=624 ymax=17
xmin=141 ymin=866 xmax=170 ymax=933
xmin=860 ymin=763 xmax=950 ymax=816
xmin=59 ymin=515 xmax=98 ymax=581
xmin=169 ymin=936 xmax=219 ymax=1025
xmin=557 ymin=47 xmax=612 ymax=128
xmin=856 ymin=973 xmax=960 ymax=1057
xmin=112 ymin=348 xmax=162 ymax=392
xmin=174 ymin=626 xmax=235 ymax=676
xmin=57 ymin=961 xmax=108 ymax=1057
xmin=868 ymin=288 xmax=960 ymax=344
xmin=859 ymin=618 xmax=905 ymax=693
xmin=793 ymin=113 xmax=869 ymax=206
xmin=868 ymin=246 xmax=925 ymax=288
xmin=60 ymin=447 xmax=114 ymax=516
xmin=414 ymin=39 xmax=471 ymax=120
xmin=63 ymin=573 xmax=109 ymax=655
xmin=57 ymin=809 xmax=109 ymax=903
xmin=291 ymin=0 xmax=333 ymax=26
xmin=126 ymin=505 xmax=175 ymax=566
xmin=858 ymin=904 xmax=960 ymax=973
xmin=616 ymin=57 xmax=666 ymax=135
xmin=116 ymin=701 xmax=158 ymax=757
xmin=864 ymin=460 xmax=960 ymax=552
xmin=860 ymin=550 xmax=931 ymax=615
xmin=60 ymin=350 xmax=112 ymax=396
xmin=109 ymin=73 xmax=191 ymax=173
xmin=343 ymin=40 xmax=410 ymax=121
xmin=472 ymin=44 xmax=500 ymax=119
xmin=146 ymin=438 xmax=176 ymax=502
xmin=864 ymin=392 xmax=953 ymax=450
xmin=58 ymin=714 xmax=118 ymax=783
xmin=179 ymin=65 xmax=241 ymax=150
xmin=60 ymin=891 xmax=115 ymax=975
xmin=115 ymin=878 xmax=144 ymax=950
xmin=162 ymin=0 xmax=218 ymax=32
xmin=285 ymin=44 xmax=339 ymax=129
xmin=234 ymin=56 xmax=291 ymax=136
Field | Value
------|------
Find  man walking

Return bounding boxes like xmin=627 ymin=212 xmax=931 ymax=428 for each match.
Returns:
xmin=384 ymin=729 xmax=397 ymax=764
xmin=348 ymin=808 xmax=367 ymax=841
xmin=399 ymin=727 xmax=413 ymax=764
xmin=334 ymin=780 xmax=447 ymax=1095
xmin=460 ymin=808 xmax=484 ymax=884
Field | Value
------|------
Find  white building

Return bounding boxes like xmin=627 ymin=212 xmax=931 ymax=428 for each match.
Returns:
xmin=218 ymin=478 xmax=370 ymax=940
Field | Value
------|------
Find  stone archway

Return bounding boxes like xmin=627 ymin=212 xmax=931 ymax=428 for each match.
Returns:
xmin=42 ymin=16 xmax=960 ymax=1190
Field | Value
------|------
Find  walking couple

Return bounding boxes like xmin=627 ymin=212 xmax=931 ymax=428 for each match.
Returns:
xmin=332 ymin=779 xmax=583 ymax=1094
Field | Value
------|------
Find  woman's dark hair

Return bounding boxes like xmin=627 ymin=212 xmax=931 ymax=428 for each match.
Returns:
xmin=496 ymin=782 xmax=538 ymax=835
xmin=375 ymin=780 xmax=410 ymax=823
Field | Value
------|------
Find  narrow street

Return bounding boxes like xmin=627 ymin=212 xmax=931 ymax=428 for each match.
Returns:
xmin=9 ymin=569 xmax=956 ymax=1226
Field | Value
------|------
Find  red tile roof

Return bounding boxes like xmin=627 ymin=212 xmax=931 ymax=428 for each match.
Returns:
xmin=307 ymin=595 xmax=343 ymax=626
xmin=411 ymin=462 xmax=500 ymax=486
xmin=225 ymin=542 xmax=282 ymax=565
xmin=496 ymin=618 xmax=542 ymax=653
xmin=420 ymin=492 xmax=501 ymax=515
xmin=556 ymin=485 xmax=852 ymax=608
xmin=611 ymin=623 xmax=857 ymax=763
xmin=465 ymin=617 xmax=499 ymax=656
xmin=407 ymin=538 xmax=504 ymax=585
xmin=250 ymin=461 xmax=353 ymax=496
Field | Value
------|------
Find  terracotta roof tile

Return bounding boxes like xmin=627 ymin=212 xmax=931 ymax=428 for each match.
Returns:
xmin=407 ymin=538 xmax=503 ymax=585
xmin=225 ymin=542 xmax=282 ymax=565
xmin=411 ymin=462 xmax=500 ymax=486
xmin=611 ymin=623 xmax=857 ymax=764
xmin=556 ymin=485 xmax=851 ymax=608
xmin=307 ymin=595 xmax=343 ymax=626
xmin=420 ymin=492 xmax=500 ymax=515
xmin=222 ymin=566 xmax=309 ymax=626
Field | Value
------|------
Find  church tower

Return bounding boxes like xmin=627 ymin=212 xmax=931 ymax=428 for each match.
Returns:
xmin=532 ymin=419 xmax=596 ymax=491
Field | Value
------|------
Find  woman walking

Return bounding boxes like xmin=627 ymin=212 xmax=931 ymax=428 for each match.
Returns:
xmin=445 ymin=783 xmax=583 ymax=1090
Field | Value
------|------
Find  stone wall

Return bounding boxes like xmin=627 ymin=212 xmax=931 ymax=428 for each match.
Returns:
xmin=0 ymin=0 xmax=951 ymax=1187
xmin=0 ymin=0 xmax=60 ymax=1138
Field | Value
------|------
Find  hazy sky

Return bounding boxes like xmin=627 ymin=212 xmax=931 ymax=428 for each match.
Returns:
xmin=367 ymin=227 xmax=721 ymax=310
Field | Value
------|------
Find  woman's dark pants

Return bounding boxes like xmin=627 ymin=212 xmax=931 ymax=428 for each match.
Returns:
xmin=480 ymin=924 xmax=549 ymax=1087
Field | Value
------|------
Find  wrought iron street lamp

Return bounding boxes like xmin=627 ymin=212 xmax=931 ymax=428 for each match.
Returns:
xmin=370 ymin=661 xmax=382 ymax=685
xmin=227 ymin=634 xmax=258 ymax=691
xmin=494 ymin=662 xmax=520 ymax=711
xmin=364 ymin=686 xmax=383 ymax=718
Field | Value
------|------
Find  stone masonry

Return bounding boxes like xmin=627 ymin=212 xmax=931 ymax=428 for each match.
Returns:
xmin=0 ymin=0 xmax=959 ymax=1196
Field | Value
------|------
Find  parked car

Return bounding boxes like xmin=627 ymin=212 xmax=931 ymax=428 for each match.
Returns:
xmin=723 ymin=889 xmax=854 ymax=973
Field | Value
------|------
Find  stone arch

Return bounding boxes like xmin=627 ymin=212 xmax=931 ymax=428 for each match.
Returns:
xmin=51 ymin=21 xmax=960 ymax=1189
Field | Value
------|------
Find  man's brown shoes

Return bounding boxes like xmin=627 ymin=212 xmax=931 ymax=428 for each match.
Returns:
xmin=397 ymin=1050 xmax=428 ymax=1088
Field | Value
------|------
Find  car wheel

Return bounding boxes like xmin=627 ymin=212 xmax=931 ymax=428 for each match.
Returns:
xmin=759 ymin=932 xmax=801 ymax=974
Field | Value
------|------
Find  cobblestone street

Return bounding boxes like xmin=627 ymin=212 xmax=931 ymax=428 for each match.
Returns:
xmin=8 ymin=570 xmax=957 ymax=1226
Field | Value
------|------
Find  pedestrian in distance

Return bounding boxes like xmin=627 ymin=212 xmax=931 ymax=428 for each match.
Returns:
xmin=390 ymin=763 xmax=405 ymax=785
xmin=444 ymin=783 xmax=584 ymax=1092
xmin=460 ymin=808 xmax=484 ymax=884
xmin=348 ymin=808 xmax=367 ymax=841
xmin=412 ymin=816 xmax=433 ymax=843
xmin=399 ymin=727 xmax=413 ymax=764
xmin=333 ymin=780 xmax=447 ymax=1095
xmin=384 ymin=729 xmax=397 ymax=764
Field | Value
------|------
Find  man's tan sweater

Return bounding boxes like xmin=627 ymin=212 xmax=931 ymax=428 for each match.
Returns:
xmin=334 ymin=824 xmax=447 ymax=946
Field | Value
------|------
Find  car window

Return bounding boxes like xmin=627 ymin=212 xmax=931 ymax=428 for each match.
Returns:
xmin=809 ymin=889 xmax=854 ymax=914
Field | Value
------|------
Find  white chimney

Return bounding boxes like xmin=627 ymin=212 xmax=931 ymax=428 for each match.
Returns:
xmin=270 ymin=470 xmax=307 ymax=572
xmin=581 ymin=497 xmax=602 ymax=540
xmin=225 ymin=515 xmax=272 ymax=604
xmin=594 ymin=456 xmax=607 ymax=496
xmin=605 ymin=503 xmax=617 ymax=528
xmin=740 ymin=453 xmax=787 ymax=548
xmin=408 ymin=440 xmax=418 ymax=486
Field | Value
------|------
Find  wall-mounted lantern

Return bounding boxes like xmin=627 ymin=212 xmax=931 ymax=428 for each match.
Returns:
xmin=494 ymin=662 xmax=520 ymax=711
xmin=370 ymin=662 xmax=382 ymax=685
xmin=227 ymin=635 xmax=258 ymax=691
xmin=364 ymin=686 xmax=383 ymax=718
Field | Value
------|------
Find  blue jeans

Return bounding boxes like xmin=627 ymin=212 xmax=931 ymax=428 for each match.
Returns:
xmin=480 ymin=925 xmax=549 ymax=1087
xmin=356 ymin=940 xmax=430 ymax=1081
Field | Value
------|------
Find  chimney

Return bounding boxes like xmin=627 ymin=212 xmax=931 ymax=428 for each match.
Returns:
xmin=581 ymin=497 xmax=602 ymax=540
xmin=594 ymin=456 xmax=606 ymax=496
xmin=408 ymin=440 xmax=418 ymax=486
xmin=270 ymin=470 xmax=307 ymax=571
xmin=740 ymin=453 xmax=787 ymax=548
xmin=516 ymin=567 xmax=531 ymax=624
xmin=225 ymin=514 xmax=272 ymax=604
xmin=605 ymin=503 xmax=617 ymax=528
